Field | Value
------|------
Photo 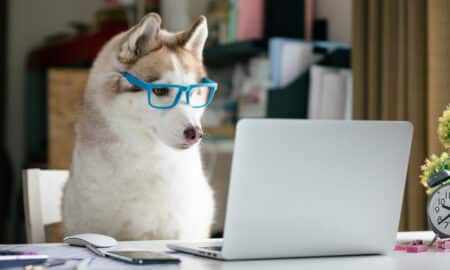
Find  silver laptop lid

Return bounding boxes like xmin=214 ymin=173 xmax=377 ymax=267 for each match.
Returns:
xmin=222 ymin=120 xmax=413 ymax=259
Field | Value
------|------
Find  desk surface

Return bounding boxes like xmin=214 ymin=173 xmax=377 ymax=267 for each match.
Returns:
xmin=1 ymin=231 xmax=449 ymax=270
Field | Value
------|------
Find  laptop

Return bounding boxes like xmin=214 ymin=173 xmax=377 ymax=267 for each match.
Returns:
xmin=168 ymin=119 xmax=413 ymax=260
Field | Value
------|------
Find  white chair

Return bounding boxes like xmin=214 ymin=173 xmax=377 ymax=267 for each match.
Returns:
xmin=22 ymin=169 xmax=69 ymax=243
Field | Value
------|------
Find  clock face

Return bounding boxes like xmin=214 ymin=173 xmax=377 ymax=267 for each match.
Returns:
xmin=428 ymin=183 xmax=450 ymax=238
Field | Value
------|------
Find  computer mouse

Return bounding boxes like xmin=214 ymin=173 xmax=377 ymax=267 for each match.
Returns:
xmin=64 ymin=233 xmax=117 ymax=248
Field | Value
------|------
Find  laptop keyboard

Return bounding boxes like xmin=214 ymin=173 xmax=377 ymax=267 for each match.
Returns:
xmin=202 ymin=246 xmax=222 ymax=251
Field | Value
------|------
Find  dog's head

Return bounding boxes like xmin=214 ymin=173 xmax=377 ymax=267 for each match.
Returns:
xmin=92 ymin=13 xmax=210 ymax=150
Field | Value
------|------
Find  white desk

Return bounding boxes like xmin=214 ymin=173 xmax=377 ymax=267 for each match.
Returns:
xmin=2 ymin=232 xmax=449 ymax=270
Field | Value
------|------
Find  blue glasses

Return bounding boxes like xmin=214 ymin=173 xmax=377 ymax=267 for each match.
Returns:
xmin=120 ymin=71 xmax=218 ymax=109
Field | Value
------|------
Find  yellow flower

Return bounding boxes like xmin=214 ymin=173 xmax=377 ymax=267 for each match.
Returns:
xmin=438 ymin=104 xmax=450 ymax=149
xmin=420 ymin=152 xmax=450 ymax=194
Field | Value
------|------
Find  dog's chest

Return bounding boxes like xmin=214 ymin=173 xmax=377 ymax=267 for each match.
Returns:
xmin=66 ymin=136 xmax=213 ymax=240
xmin=82 ymin=144 xmax=208 ymax=209
xmin=94 ymin=150 xmax=211 ymax=239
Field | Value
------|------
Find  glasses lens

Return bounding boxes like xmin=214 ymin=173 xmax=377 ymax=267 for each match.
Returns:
xmin=190 ymin=86 xmax=212 ymax=107
xmin=149 ymin=87 xmax=180 ymax=108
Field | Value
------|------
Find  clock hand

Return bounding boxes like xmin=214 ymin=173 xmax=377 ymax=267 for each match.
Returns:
xmin=438 ymin=214 xmax=450 ymax=225
xmin=442 ymin=204 xmax=450 ymax=211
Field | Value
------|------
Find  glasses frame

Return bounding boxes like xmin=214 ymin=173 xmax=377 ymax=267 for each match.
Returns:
xmin=120 ymin=71 xmax=218 ymax=109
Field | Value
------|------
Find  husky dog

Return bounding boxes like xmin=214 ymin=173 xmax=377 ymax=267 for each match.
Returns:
xmin=63 ymin=13 xmax=215 ymax=240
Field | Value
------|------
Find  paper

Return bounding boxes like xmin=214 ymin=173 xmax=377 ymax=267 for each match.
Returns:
xmin=279 ymin=42 xmax=321 ymax=88
xmin=0 ymin=244 xmax=170 ymax=270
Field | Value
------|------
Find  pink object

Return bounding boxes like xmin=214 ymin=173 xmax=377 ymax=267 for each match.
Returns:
xmin=444 ymin=241 xmax=450 ymax=250
xmin=237 ymin=0 xmax=264 ymax=41
xmin=435 ymin=239 xmax=450 ymax=250
xmin=395 ymin=238 xmax=431 ymax=253
xmin=397 ymin=238 xmax=450 ymax=252
xmin=394 ymin=245 xmax=407 ymax=251
xmin=406 ymin=245 xmax=429 ymax=253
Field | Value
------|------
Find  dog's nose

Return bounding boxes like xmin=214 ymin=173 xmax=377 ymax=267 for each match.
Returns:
xmin=184 ymin=126 xmax=203 ymax=144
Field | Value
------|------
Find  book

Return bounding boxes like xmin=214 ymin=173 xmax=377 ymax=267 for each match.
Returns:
xmin=304 ymin=0 xmax=314 ymax=40
xmin=307 ymin=65 xmax=352 ymax=119
xmin=228 ymin=0 xmax=238 ymax=42
xmin=236 ymin=0 xmax=264 ymax=41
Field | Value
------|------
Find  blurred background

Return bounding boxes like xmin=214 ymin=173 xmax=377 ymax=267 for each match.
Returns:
xmin=0 ymin=0 xmax=449 ymax=243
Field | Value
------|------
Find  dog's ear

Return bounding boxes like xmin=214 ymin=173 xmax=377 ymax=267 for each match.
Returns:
xmin=118 ymin=13 xmax=161 ymax=63
xmin=181 ymin=16 xmax=208 ymax=60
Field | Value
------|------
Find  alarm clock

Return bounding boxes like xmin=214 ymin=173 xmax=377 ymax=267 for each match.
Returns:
xmin=427 ymin=170 xmax=450 ymax=238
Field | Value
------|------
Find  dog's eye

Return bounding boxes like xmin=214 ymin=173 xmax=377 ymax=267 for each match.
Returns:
xmin=152 ymin=88 xmax=170 ymax=97
xmin=129 ymin=86 xmax=142 ymax=92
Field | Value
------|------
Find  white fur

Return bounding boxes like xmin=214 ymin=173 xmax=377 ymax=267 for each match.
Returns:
xmin=63 ymin=20 xmax=214 ymax=240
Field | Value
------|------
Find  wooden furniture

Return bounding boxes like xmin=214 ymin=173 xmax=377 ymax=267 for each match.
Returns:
xmin=22 ymin=169 xmax=69 ymax=243
xmin=2 ymin=232 xmax=447 ymax=269
xmin=48 ymin=69 xmax=88 ymax=169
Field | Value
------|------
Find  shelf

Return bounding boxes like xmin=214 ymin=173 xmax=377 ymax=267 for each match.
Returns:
xmin=204 ymin=40 xmax=267 ymax=67
xmin=201 ymin=140 xmax=234 ymax=153
xmin=204 ymin=125 xmax=235 ymax=139
xmin=29 ymin=35 xmax=266 ymax=70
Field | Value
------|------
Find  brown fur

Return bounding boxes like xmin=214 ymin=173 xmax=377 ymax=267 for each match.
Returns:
xmin=116 ymin=14 xmax=207 ymax=94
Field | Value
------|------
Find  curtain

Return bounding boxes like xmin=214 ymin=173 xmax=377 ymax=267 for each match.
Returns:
xmin=353 ymin=0 xmax=450 ymax=231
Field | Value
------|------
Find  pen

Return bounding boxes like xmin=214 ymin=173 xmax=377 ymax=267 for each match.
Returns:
xmin=76 ymin=258 xmax=92 ymax=270
xmin=85 ymin=244 xmax=105 ymax=257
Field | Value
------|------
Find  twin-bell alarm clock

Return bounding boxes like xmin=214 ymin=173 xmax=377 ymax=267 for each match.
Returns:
xmin=427 ymin=170 xmax=450 ymax=238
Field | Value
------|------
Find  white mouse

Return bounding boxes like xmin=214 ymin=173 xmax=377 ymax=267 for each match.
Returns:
xmin=64 ymin=233 xmax=117 ymax=248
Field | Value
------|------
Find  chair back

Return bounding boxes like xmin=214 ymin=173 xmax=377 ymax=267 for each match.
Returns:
xmin=22 ymin=169 xmax=69 ymax=243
